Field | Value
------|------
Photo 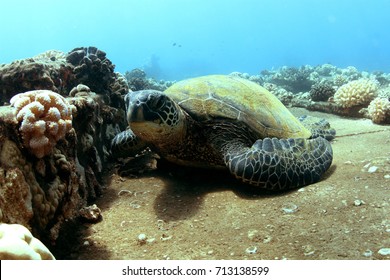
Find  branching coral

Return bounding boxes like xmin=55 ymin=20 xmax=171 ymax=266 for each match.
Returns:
xmin=10 ymin=90 xmax=74 ymax=158
xmin=334 ymin=79 xmax=378 ymax=108
xmin=367 ymin=97 xmax=390 ymax=124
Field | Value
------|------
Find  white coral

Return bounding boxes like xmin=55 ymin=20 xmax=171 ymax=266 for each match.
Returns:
xmin=10 ymin=90 xmax=74 ymax=158
xmin=367 ymin=97 xmax=390 ymax=124
xmin=0 ymin=223 xmax=55 ymax=260
xmin=334 ymin=79 xmax=378 ymax=108
xmin=32 ymin=50 xmax=65 ymax=62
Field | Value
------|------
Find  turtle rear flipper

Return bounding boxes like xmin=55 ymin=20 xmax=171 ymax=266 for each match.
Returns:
xmin=299 ymin=115 xmax=336 ymax=141
xmin=222 ymin=137 xmax=333 ymax=190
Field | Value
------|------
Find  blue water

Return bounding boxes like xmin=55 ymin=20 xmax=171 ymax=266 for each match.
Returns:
xmin=2 ymin=0 xmax=390 ymax=80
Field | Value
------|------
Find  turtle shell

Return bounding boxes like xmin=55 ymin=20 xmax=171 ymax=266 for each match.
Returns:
xmin=164 ymin=75 xmax=311 ymax=139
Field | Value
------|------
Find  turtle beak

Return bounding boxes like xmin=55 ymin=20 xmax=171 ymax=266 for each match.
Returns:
xmin=128 ymin=104 xmax=146 ymax=122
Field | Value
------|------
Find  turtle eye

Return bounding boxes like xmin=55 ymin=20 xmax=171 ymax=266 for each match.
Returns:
xmin=148 ymin=95 xmax=165 ymax=111
xmin=153 ymin=95 xmax=166 ymax=110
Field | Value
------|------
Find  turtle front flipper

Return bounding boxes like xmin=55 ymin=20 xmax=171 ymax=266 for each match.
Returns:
xmin=111 ymin=129 xmax=147 ymax=158
xmin=222 ymin=137 xmax=333 ymax=190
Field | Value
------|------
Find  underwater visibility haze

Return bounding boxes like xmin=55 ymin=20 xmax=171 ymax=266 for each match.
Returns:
xmin=2 ymin=0 xmax=390 ymax=79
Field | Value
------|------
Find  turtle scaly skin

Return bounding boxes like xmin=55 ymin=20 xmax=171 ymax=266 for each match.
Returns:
xmin=111 ymin=75 xmax=335 ymax=190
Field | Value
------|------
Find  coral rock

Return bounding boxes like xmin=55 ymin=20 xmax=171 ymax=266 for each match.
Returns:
xmin=0 ymin=49 xmax=130 ymax=246
xmin=0 ymin=223 xmax=55 ymax=260
xmin=66 ymin=46 xmax=115 ymax=95
xmin=0 ymin=51 xmax=73 ymax=104
xmin=0 ymin=163 xmax=33 ymax=226
xmin=265 ymin=65 xmax=316 ymax=93
xmin=69 ymin=84 xmax=91 ymax=96
xmin=10 ymin=90 xmax=74 ymax=158
xmin=125 ymin=68 xmax=174 ymax=91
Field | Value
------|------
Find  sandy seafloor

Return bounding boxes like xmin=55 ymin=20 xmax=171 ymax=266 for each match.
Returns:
xmin=55 ymin=108 xmax=390 ymax=260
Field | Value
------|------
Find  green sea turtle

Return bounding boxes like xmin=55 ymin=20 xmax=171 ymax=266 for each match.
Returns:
xmin=111 ymin=75 xmax=335 ymax=190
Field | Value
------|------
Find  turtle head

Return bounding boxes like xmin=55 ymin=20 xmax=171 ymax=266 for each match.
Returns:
xmin=126 ymin=90 xmax=186 ymax=146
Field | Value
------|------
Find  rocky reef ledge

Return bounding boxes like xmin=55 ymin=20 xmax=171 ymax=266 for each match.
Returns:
xmin=0 ymin=47 xmax=129 ymax=258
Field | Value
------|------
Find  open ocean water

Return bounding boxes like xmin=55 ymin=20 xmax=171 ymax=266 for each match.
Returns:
xmin=1 ymin=0 xmax=390 ymax=79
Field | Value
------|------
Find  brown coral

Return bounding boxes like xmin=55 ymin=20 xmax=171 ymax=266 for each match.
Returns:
xmin=310 ymin=81 xmax=335 ymax=102
xmin=0 ymin=51 xmax=74 ymax=104
xmin=10 ymin=90 xmax=74 ymax=158
xmin=0 ymin=149 xmax=33 ymax=226
xmin=66 ymin=46 xmax=115 ymax=95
